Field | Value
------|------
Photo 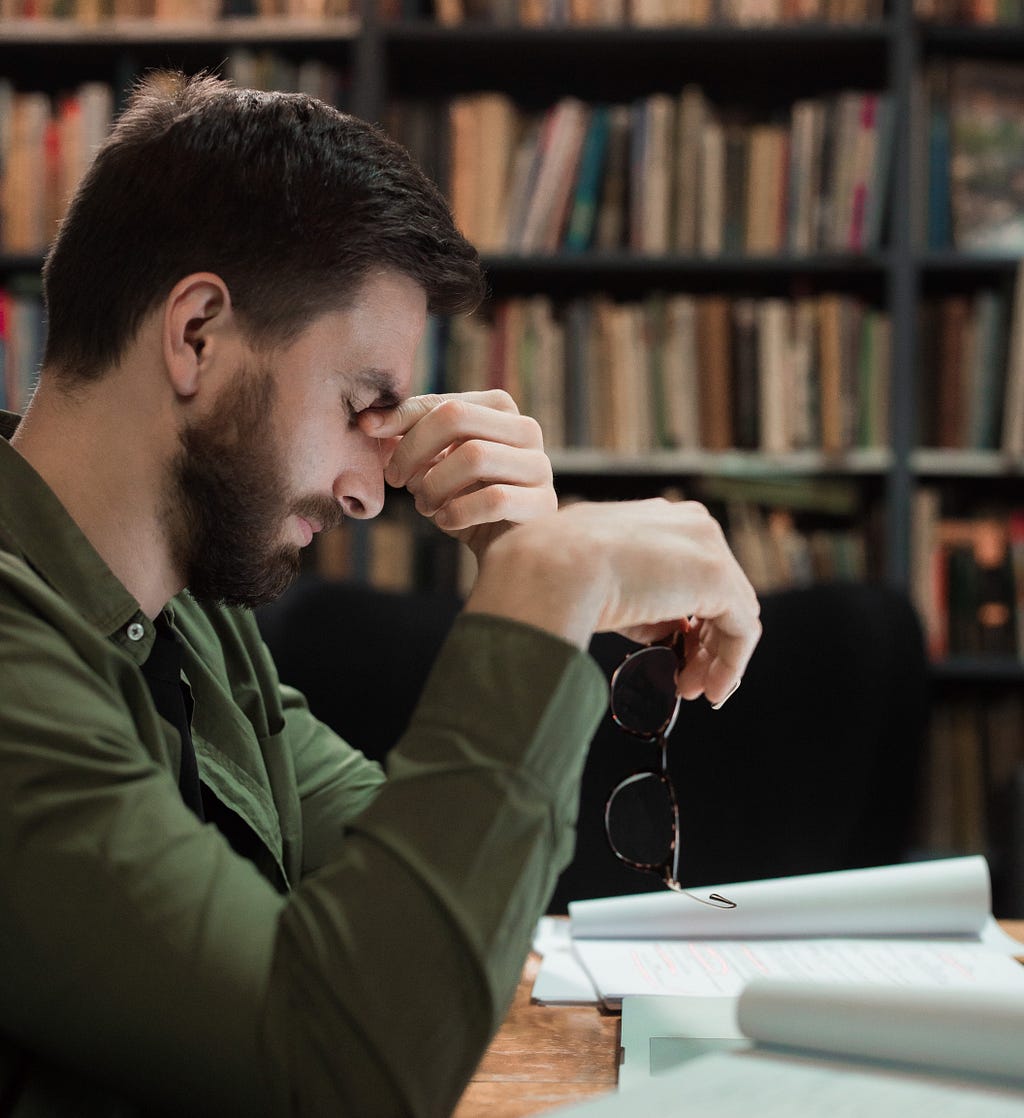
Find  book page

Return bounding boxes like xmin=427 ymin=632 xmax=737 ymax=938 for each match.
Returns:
xmin=738 ymin=980 xmax=1024 ymax=1084
xmin=549 ymin=1049 xmax=1024 ymax=1118
xmin=572 ymin=936 xmax=1024 ymax=1006
xmin=569 ymin=856 xmax=990 ymax=941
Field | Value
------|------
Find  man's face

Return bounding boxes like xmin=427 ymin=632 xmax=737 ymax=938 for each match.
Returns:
xmin=167 ymin=270 xmax=427 ymax=607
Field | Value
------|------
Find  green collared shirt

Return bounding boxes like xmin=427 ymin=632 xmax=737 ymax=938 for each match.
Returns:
xmin=0 ymin=411 xmax=606 ymax=1116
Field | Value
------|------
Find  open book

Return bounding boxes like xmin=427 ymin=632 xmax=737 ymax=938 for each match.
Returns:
xmin=552 ymin=980 xmax=1024 ymax=1117
xmin=563 ymin=857 xmax=1024 ymax=1008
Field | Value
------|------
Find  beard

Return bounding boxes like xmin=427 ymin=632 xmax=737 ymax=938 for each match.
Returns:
xmin=166 ymin=361 xmax=343 ymax=609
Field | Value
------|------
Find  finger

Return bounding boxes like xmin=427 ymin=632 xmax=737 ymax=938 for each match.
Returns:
xmin=384 ymin=401 xmax=544 ymax=488
xmin=358 ymin=389 xmax=521 ymax=439
xmin=677 ymin=616 xmax=760 ymax=706
xmin=408 ymin=441 xmax=554 ymax=517
xmin=432 ymin=484 xmax=558 ymax=533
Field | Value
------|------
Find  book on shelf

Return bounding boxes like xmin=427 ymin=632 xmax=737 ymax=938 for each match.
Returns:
xmin=1002 ymin=263 xmax=1024 ymax=456
xmin=439 ymin=292 xmax=889 ymax=456
xmin=412 ymin=0 xmax=882 ymax=24
xmin=911 ymin=493 xmax=1024 ymax=663
xmin=918 ymin=267 xmax=1023 ymax=454
xmin=427 ymin=85 xmax=891 ymax=258
xmin=514 ymin=98 xmax=590 ymax=254
xmin=691 ymin=474 xmax=868 ymax=591
xmin=593 ymin=105 xmax=630 ymax=252
xmin=672 ymin=84 xmax=705 ymax=255
xmin=225 ymin=51 xmax=349 ymax=103
xmin=0 ymin=0 xmax=359 ymax=18
xmin=630 ymin=94 xmax=674 ymax=256
xmin=730 ymin=297 xmax=759 ymax=451
xmin=564 ymin=105 xmax=611 ymax=253
xmin=0 ymin=61 xmax=349 ymax=258
xmin=698 ymin=112 xmax=725 ymax=256
xmin=310 ymin=500 xmax=470 ymax=597
xmin=919 ymin=696 xmax=989 ymax=857
xmin=947 ymin=59 xmax=1024 ymax=254
xmin=660 ymin=294 xmax=701 ymax=449
xmin=745 ymin=119 xmax=788 ymax=255
xmin=917 ymin=0 xmax=1024 ymax=19
xmin=0 ymin=279 xmax=45 ymax=415
xmin=915 ymin=681 xmax=1024 ymax=877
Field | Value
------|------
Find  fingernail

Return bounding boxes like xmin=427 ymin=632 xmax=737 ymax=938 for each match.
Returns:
xmin=361 ymin=411 xmax=386 ymax=431
xmin=711 ymin=680 xmax=740 ymax=710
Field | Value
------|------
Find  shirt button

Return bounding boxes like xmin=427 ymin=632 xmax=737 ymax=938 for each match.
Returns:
xmin=126 ymin=622 xmax=145 ymax=642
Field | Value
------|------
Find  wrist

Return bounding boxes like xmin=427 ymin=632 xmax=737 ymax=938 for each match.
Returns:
xmin=464 ymin=518 xmax=610 ymax=649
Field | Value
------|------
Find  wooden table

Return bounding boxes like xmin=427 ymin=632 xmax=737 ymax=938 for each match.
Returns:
xmin=452 ymin=952 xmax=619 ymax=1118
xmin=453 ymin=920 xmax=1024 ymax=1118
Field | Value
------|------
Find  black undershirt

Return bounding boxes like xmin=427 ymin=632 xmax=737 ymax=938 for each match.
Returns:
xmin=140 ymin=618 xmax=205 ymax=820
xmin=140 ymin=619 xmax=267 ymax=872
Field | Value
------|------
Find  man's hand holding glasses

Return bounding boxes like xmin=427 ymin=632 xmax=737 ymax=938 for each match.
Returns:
xmin=607 ymin=621 xmax=737 ymax=908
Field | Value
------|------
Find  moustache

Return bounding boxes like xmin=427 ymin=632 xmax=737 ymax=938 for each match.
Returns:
xmin=292 ymin=495 xmax=346 ymax=535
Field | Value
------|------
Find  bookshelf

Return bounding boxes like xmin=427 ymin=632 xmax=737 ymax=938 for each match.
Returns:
xmin=2 ymin=1 xmax=1024 ymax=898
xmin=0 ymin=6 xmax=1020 ymax=614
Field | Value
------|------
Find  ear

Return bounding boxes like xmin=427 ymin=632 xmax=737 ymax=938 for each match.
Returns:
xmin=162 ymin=273 xmax=235 ymax=399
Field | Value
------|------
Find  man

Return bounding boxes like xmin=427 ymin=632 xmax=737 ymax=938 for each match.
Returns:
xmin=0 ymin=73 xmax=761 ymax=1115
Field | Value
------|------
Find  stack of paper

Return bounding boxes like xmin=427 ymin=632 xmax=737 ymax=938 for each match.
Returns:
xmin=535 ymin=856 xmax=1024 ymax=1114
xmin=533 ymin=857 xmax=1023 ymax=1008
xmin=551 ymin=980 xmax=1024 ymax=1117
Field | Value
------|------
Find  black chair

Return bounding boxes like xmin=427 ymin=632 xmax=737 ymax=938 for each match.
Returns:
xmin=257 ymin=577 xmax=929 ymax=914
xmin=256 ymin=575 xmax=461 ymax=766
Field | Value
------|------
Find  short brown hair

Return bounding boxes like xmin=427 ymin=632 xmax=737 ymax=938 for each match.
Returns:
xmin=43 ymin=71 xmax=484 ymax=380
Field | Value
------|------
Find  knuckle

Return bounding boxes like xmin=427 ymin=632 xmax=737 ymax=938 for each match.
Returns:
xmin=518 ymin=413 xmax=544 ymax=446
xmin=483 ymin=388 xmax=519 ymax=414
xmin=534 ymin=451 xmax=556 ymax=488
xmin=481 ymin=485 xmax=514 ymax=518
xmin=435 ymin=397 xmax=470 ymax=427
xmin=460 ymin=438 xmax=489 ymax=472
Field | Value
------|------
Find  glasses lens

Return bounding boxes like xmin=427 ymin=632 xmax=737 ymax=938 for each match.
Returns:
xmin=610 ymin=645 xmax=679 ymax=736
xmin=606 ymin=772 xmax=676 ymax=869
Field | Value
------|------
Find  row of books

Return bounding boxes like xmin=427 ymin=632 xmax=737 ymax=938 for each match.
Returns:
xmin=0 ymin=280 xmax=44 ymax=414
xmin=425 ymin=87 xmax=891 ymax=257
xmin=919 ymin=267 xmax=1024 ymax=454
xmin=912 ymin=490 xmax=1024 ymax=663
xmin=311 ymin=505 xmax=474 ymax=595
xmin=311 ymin=477 xmax=869 ymax=596
xmin=0 ymin=60 xmax=346 ymax=255
xmin=918 ymin=692 xmax=1023 ymax=863
xmin=918 ymin=59 xmax=1024 ymax=253
xmin=388 ymin=0 xmax=884 ymax=25
xmin=0 ymin=0 xmax=356 ymax=20
xmin=914 ymin=0 xmax=1024 ymax=22
xmin=0 ymin=82 xmax=113 ymax=256
xmin=433 ymin=292 xmax=890 ymax=455
xmin=696 ymin=487 xmax=869 ymax=592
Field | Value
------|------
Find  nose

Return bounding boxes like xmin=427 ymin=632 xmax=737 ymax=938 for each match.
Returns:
xmin=333 ymin=435 xmax=387 ymax=520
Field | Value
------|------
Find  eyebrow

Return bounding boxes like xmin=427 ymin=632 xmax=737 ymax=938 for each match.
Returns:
xmin=348 ymin=368 xmax=404 ymax=409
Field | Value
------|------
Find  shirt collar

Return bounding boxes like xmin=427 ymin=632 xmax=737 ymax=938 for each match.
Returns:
xmin=0 ymin=409 xmax=158 ymax=664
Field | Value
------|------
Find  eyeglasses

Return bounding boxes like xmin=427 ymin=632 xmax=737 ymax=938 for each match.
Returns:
xmin=605 ymin=625 xmax=736 ymax=909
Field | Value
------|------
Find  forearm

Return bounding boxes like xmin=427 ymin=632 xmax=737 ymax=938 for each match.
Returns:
xmin=259 ymin=613 xmax=606 ymax=1115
